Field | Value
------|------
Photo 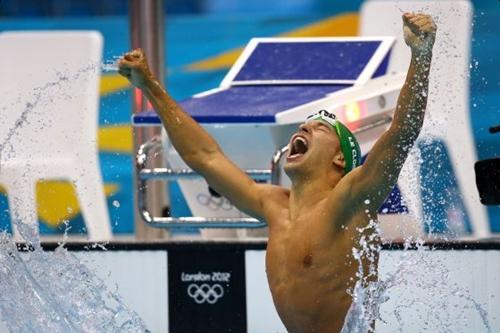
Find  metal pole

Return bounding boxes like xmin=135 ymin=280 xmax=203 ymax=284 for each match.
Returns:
xmin=129 ymin=0 xmax=169 ymax=240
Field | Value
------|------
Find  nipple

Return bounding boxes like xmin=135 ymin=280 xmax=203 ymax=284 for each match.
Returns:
xmin=303 ymin=253 xmax=313 ymax=268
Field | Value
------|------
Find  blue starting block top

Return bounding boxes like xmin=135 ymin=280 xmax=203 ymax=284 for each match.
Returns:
xmin=224 ymin=38 xmax=391 ymax=86
xmin=132 ymin=37 xmax=394 ymax=126
xmin=133 ymin=84 xmax=348 ymax=124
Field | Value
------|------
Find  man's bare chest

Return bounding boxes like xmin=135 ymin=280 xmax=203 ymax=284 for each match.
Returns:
xmin=266 ymin=219 xmax=354 ymax=280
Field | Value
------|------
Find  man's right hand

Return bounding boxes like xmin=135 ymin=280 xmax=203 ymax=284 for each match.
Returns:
xmin=118 ymin=48 xmax=154 ymax=90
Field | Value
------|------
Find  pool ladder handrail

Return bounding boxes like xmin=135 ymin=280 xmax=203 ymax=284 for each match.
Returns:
xmin=136 ymin=114 xmax=393 ymax=229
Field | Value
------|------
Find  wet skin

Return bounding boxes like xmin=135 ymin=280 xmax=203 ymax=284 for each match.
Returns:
xmin=254 ymin=121 xmax=378 ymax=333
xmin=119 ymin=12 xmax=435 ymax=333
xmin=263 ymin=184 xmax=375 ymax=333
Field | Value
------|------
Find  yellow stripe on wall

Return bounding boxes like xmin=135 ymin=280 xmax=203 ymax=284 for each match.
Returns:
xmin=98 ymin=125 xmax=133 ymax=153
xmin=100 ymin=73 xmax=130 ymax=96
xmin=37 ymin=181 xmax=119 ymax=227
xmin=0 ymin=182 xmax=119 ymax=228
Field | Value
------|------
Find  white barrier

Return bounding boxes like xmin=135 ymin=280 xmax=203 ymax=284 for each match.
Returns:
xmin=1 ymin=245 xmax=499 ymax=332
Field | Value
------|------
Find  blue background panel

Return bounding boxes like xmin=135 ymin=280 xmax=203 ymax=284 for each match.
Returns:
xmin=233 ymin=41 xmax=381 ymax=82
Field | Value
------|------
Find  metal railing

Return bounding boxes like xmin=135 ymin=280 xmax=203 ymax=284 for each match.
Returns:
xmin=136 ymin=114 xmax=392 ymax=229
xmin=136 ymin=137 xmax=287 ymax=228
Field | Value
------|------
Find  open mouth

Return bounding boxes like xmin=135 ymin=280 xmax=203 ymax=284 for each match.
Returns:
xmin=288 ymin=135 xmax=309 ymax=159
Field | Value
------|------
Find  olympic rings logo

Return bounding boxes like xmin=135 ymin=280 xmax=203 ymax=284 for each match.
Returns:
xmin=187 ymin=283 xmax=225 ymax=304
xmin=196 ymin=193 xmax=233 ymax=211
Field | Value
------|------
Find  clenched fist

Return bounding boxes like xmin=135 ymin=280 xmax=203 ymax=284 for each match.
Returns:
xmin=118 ymin=48 xmax=155 ymax=89
xmin=403 ymin=13 xmax=437 ymax=55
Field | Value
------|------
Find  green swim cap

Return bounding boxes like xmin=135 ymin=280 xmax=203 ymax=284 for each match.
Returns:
xmin=306 ymin=109 xmax=361 ymax=174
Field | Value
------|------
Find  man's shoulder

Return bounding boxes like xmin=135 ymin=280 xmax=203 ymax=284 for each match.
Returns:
xmin=256 ymin=184 xmax=289 ymax=211
xmin=332 ymin=166 xmax=363 ymax=197
xmin=326 ymin=166 xmax=366 ymax=216
xmin=258 ymin=183 xmax=290 ymax=198
xmin=255 ymin=184 xmax=289 ymax=226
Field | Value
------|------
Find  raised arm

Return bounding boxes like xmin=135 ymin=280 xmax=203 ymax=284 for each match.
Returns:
xmin=349 ymin=13 xmax=437 ymax=210
xmin=118 ymin=50 xmax=268 ymax=219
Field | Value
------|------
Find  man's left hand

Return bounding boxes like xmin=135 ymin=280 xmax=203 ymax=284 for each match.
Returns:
xmin=403 ymin=13 xmax=437 ymax=56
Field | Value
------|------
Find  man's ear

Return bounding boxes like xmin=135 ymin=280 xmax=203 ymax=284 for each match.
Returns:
xmin=332 ymin=152 xmax=345 ymax=171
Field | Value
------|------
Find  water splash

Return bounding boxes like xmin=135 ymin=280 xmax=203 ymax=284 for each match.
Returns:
xmin=383 ymin=249 xmax=491 ymax=333
xmin=346 ymin=218 xmax=492 ymax=332
xmin=342 ymin=218 xmax=386 ymax=333
xmin=0 ymin=62 xmax=149 ymax=332
xmin=0 ymin=60 xmax=115 ymax=171
xmin=101 ymin=56 xmax=121 ymax=73
xmin=345 ymin=156 xmax=492 ymax=332
xmin=345 ymin=91 xmax=491 ymax=331
xmin=342 ymin=5 xmax=493 ymax=330
xmin=0 ymin=234 xmax=148 ymax=332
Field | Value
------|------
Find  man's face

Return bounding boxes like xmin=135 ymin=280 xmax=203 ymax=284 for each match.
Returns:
xmin=283 ymin=120 xmax=342 ymax=178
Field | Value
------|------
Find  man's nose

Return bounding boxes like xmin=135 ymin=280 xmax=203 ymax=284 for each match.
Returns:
xmin=299 ymin=123 xmax=311 ymax=133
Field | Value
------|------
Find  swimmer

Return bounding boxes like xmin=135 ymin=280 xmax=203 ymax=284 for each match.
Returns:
xmin=119 ymin=12 xmax=436 ymax=333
